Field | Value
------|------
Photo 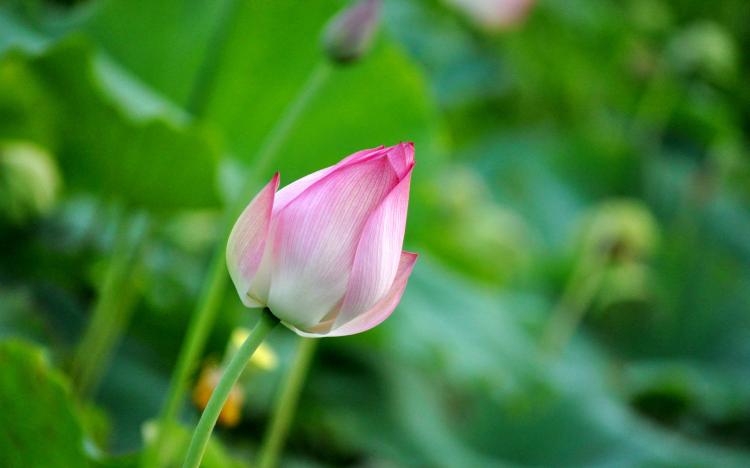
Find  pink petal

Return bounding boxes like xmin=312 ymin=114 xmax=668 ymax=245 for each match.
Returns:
xmin=267 ymin=156 xmax=399 ymax=329
xmin=385 ymin=142 xmax=414 ymax=179
xmin=272 ymin=146 xmax=389 ymax=214
xmin=226 ymin=173 xmax=279 ymax=307
xmin=333 ymin=165 xmax=413 ymax=329
xmin=241 ymin=148 xmax=390 ymax=308
xmin=291 ymin=252 xmax=418 ymax=337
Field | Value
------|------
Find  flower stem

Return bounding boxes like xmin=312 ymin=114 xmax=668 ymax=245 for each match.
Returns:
xmin=144 ymin=62 xmax=331 ymax=467
xmin=141 ymin=247 xmax=230 ymax=467
xmin=71 ymin=209 xmax=149 ymax=397
xmin=182 ymin=309 xmax=279 ymax=468
xmin=540 ymin=249 xmax=610 ymax=355
xmin=257 ymin=338 xmax=318 ymax=468
xmin=249 ymin=63 xmax=331 ymax=180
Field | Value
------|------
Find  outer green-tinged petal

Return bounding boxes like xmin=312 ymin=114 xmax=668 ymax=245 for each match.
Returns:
xmin=226 ymin=173 xmax=279 ymax=307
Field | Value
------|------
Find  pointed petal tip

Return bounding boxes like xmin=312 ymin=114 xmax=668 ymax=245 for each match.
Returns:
xmin=397 ymin=141 xmax=415 ymax=157
xmin=384 ymin=142 xmax=415 ymax=178
xmin=402 ymin=250 xmax=418 ymax=261
xmin=270 ymin=171 xmax=281 ymax=187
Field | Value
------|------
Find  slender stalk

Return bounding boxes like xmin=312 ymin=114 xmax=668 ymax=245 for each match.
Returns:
xmin=144 ymin=63 xmax=332 ymax=467
xmin=141 ymin=247 xmax=230 ymax=468
xmin=182 ymin=309 xmax=279 ymax=468
xmin=249 ymin=63 xmax=331 ymax=181
xmin=540 ymin=248 xmax=610 ymax=355
xmin=257 ymin=338 xmax=318 ymax=468
xmin=71 ymin=209 xmax=150 ymax=397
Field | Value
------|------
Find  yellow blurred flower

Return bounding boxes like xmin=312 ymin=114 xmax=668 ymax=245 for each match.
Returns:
xmin=230 ymin=328 xmax=278 ymax=371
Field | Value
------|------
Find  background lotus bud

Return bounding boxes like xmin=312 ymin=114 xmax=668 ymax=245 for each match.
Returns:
xmin=667 ymin=21 xmax=738 ymax=84
xmin=444 ymin=0 xmax=536 ymax=32
xmin=577 ymin=200 xmax=659 ymax=263
xmin=227 ymin=143 xmax=417 ymax=337
xmin=414 ymin=166 xmax=533 ymax=284
xmin=322 ymin=0 xmax=381 ymax=65
xmin=0 ymin=141 xmax=61 ymax=224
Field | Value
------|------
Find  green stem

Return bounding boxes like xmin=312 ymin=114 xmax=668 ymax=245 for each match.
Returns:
xmin=141 ymin=247 xmax=230 ymax=468
xmin=71 ymin=209 xmax=149 ymax=397
xmin=540 ymin=249 xmax=610 ymax=355
xmin=249 ymin=63 xmax=331 ymax=181
xmin=182 ymin=309 xmax=279 ymax=468
xmin=144 ymin=63 xmax=331 ymax=467
xmin=257 ymin=338 xmax=318 ymax=468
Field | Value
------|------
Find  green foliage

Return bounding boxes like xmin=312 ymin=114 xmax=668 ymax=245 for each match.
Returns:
xmin=0 ymin=340 xmax=88 ymax=468
xmin=82 ymin=0 xmax=437 ymax=182
xmin=1 ymin=0 xmax=750 ymax=466
xmin=0 ymin=17 xmax=221 ymax=211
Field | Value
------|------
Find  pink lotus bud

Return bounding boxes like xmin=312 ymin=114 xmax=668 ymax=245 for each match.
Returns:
xmin=322 ymin=0 xmax=382 ymax=64
xmin=445 ymin=0 xmax=536 ymax=32
xmin=227 ymin=143 xmax=417 ymax=337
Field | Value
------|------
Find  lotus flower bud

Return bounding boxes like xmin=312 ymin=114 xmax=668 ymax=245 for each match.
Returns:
xmin=0 ymin=141 xmax=60 ymax=224
xmin=322 ymin=0 xmax=381 ymax=64
xmin=445 ymin=0 xmax=536 ymax=32
xmin=578 ymin=200 xmax=659 ymax=262
xmin=227 ymin=143 xmax=417 ymax=337
xmin=667 ymin=21 xmax=737 ymax=83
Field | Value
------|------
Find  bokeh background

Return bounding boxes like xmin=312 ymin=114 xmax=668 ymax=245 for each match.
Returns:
xmin=1 ymin=0 xmax=750 ymax=466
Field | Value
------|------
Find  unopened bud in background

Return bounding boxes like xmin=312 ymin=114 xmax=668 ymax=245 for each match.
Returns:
xmin=667 ymin=21 xmax=738 ymax=84
xmin=577 ymin=200 xmax=659 ymax=263
xmin=444 ymin=0 xmax=536 ymax=32
xmin=0 ymin=141 xmax=61 ymax=224
xmin=322 ymin=0 xmax=382 ymax=65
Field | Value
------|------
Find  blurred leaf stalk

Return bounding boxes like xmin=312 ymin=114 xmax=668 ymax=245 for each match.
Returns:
xmin=542 ymin=200 xmax=659 ymax=354
xmin=71 ymin=207 xmax=150 ymax=397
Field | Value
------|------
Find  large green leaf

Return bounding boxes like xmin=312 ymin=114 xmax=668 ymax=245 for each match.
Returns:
xmin=0 ymin=340 xmax=88 ymax=468
xmin=78 ymin=0 xmax=438 ymax=182
xmin=80 ymin=0 xmax=226 ymax=107
xmin=0 ymin=13 xmax=221 ymax=210
xmin=307 ymin=259 xmax=750 ymax=466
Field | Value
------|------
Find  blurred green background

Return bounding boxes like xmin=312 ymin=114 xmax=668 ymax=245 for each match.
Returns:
xmin=1 ymin=0 xmax=750 ymax=466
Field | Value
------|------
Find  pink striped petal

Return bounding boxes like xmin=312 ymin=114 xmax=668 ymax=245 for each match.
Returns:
xmin=272 ymin=146 xmax=389 ymax=214
xmin=226 ymin=173 xmax=279 ymax=307
xmin=267 ymin=156 xmax=399 ymax=329
xmin=291 ymin=252 xmax=418 ymax=337
xmin=241 ymin=146 xmax=390 ymax=309
xmin=385 ymin=142 xmax=414 ymax=178
xmin=333 ymin=165 xmax=413 ymax=329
